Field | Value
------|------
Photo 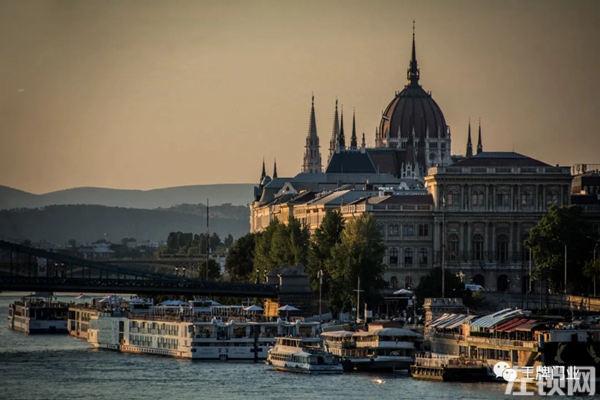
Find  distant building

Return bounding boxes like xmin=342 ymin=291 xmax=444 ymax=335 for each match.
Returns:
xmin=250 ymin=27 xmax=584 ymax=295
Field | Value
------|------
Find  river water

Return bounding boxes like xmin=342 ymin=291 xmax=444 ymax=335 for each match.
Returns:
xmin=0 ymin=294 xmax=515 ymax=400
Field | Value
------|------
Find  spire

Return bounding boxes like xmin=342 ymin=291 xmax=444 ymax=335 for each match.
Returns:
xmin=350 ymin=110 xmax=358 ymax=149
xmin=302 ymin=95 xmax=322 ymax=173
xmin=407 ymin=20 xmax=420 ymax=85
xmin=260 ymin=159 xmax=266 ymax=181
xmin=273 ymin=159 xmax=278 ymax=179
xmin=309 ymin=94 xmax=317 ymax=138
xmin=328 ymin=99 xmax=340 ymax=161
xmin=361 ymin=132 xmax=366 ymax=150
xmin=477 ymin=118 xmax=483 ymax=154
xmin=466 ymin=119 xmax=473 ymax=158
xmin=337 ymin=107 xmax=346 ymax=151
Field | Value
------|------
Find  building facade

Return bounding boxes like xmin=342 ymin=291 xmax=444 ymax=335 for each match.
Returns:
xmin=250 ymin=28 xmax=585 ymax=295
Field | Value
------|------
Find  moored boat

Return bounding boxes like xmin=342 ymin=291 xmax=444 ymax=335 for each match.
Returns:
xmin=267 ymin=337 xmax=343 ymax=374
xmin=8 ymin=297 xmax=68 ymax=334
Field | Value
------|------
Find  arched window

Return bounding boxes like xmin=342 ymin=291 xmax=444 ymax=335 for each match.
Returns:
xmin=496 ymin=234 xmax=509 ymax=263
xmin=389 ymin=247 xmax=399 ymax=265
xmin=404 ymin=248 xmax=414 ymax=266
xmin=472 ymin=234 xmax=484 ymax=261
xmin=448 ymin=234 xmax=459 ymax=261
xmin=472 ymin=274 xmax=485 ymax=287
xmin=497 ymin=275 xmax=510 ymax=292
xmin=389 ymin=224 xmax=400 ymax=237
xmin=390 ymin=276 xmax=398 ymax=289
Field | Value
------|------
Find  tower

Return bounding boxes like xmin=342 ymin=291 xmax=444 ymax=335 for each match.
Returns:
xmin=466 ymin=120 xmax=473 ymax=158
xmin=477 ymin=119 xmax=483 ymax=154
xmin=361 ymin=132 xmax=366 ymax=151
xmin=350 ymin=111 xmax=358 ymax=150
xmin=328 ymin=100 xmax=340 ymax=163
xmin=337 ymin=108 xmax=346 ymax=152
xmin=260 ymin=159 xmax=266 ymax=181
xmin=302 ymin=95 xmax=322 ymax=174
xmin=273 ymin=159 xmax=278 ymax=179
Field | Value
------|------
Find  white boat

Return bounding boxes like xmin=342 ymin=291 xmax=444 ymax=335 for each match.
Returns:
xmin=267 ymin=337 xmax=343 ymax=374
xmin=8 ymin=297 xmax=68 ymax=335
xmin=322 ymin=323 xmax=423 ymax=372
xmin=87 ymin=308 xmax=321 ymax=361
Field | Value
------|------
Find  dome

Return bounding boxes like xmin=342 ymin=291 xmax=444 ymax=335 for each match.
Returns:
xmin=377 ymin=31 xmax=448 ymax=147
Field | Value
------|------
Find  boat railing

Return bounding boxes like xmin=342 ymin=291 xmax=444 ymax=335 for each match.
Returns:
xmin=414 ymin=353 xmax=489 ymax=368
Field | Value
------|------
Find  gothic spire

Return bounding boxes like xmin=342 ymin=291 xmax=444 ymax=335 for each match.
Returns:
xmin=302 ymin=95 xmax=322 ymax=173
xmin=260 ymin=159 xmax=266 ymax=181
xmin=477 ymin=118 xmax=483 ymax=154
xmin=350 ymin=110 xmax=358 ymax=150
xmin=273 ymin=159 xmax=278 ymax=179
xmin=361 ymin=132 xmax=366 ymax=150
xmin=328 ymin=99 xmax=340 ymax=161
xmin=407 ymin=20 xmax=420 ymax=85
xmin=466 ymin=119 xmax=473 ymax=158
xmin=337 ymin=107 xmax=346 ymax=151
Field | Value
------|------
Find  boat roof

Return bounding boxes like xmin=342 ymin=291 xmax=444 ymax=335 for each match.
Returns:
xmin=470 ymin=308 xmax=523 ymax=330
xmin=354 ymin=327 xmax=421 ymax=338
xmin=429 ymin=313 xmax=475 ymax=329
xmin=321 ymin=330 xmax=354 ymax=338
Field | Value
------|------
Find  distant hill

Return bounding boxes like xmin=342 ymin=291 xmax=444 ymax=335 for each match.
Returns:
xmin=0 ymin=203 xmax=249 ymax=244
xmin=0 ymin=184 xmax=255 ymax=210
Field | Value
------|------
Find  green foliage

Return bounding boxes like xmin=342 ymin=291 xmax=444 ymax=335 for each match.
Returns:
xmin=253 ymin=217 xmax=310 ymax=280
xmin=164 ymin=231 xmax=222 ymax=256
xmin=225 ymin=233 xmax=256 ymax=282
xmin=307 ymin=210 xmax=345 ymax=292
xmin=526 ymin=205 xmax=598 ymax=293
xmin=414 ymin=268 xmax=465 ymax=304
xmin=198 ymin=258 xmax=222 ymax=280
xmin=224 ymin=234 xmax=234 ymax=247
xmin=326 ymin=214 xmax=386 ymax=313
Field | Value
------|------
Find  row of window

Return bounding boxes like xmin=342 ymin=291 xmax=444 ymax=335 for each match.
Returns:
xmin=447 ymin=234 xmax=511 ymax=262
xmin=388 ymin=247 xmax=428 ymax=266
xmin=445 ymin=188 xmax=561 ymax=209
xmin=382 ymin=223 xmax=430 ymax=238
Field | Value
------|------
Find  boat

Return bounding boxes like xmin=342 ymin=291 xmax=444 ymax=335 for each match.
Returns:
xmin=322 ymin=322 xmax=423 ymax=372
xmin=7 ymin=297 xmax=68 ymax=334
xmin=410 ymin=353 xmax=494 ymax=382
xmin=426 ymin=308 xmax=600 ymax=371
xmin=87 ymin=299 xmax=322 ymax=360
xmin=267 ymin=336 xmax=343 ymax=374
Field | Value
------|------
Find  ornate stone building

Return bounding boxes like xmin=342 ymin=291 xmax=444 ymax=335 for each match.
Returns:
xmin=250 ymin=28 xmax=579 ymax=295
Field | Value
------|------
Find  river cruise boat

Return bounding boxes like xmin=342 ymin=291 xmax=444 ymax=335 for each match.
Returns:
xmin=322 ymin=323 xmax=423 ymax=372
xmin=87 ymin=306 xmax=321 ymax=360
xmin=426 ymin=308 xmax=600 ymax=370
xmin=7 ymin=297 xmax=68 ymax=334
xmin=410 ymin=353 xmax=494 ymax=382
xmin=267 ymin=337 xmax=343 ymax=374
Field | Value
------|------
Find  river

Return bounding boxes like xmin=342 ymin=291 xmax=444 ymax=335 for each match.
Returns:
xmin=0 ymin=294 xmax=515 ymax=399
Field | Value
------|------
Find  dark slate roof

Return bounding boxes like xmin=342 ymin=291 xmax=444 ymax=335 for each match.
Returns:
xmin=453 ymin=152 xmax=550 ymax=167
xmin=371 ymin=194 xmax=434 ymax=205
xmin=366 ymin=148 xmax=406 ymax=176
xmin=325 ymin=151 xmax=376 ymax=174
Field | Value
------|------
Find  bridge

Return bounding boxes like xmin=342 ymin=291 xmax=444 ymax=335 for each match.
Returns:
xmin=0 ymin=241 xmax=277 ymax=298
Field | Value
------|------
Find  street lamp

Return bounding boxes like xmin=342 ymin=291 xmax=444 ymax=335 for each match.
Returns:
xmin=441 ymin=196 xmax=446 ymax=298
xmin=317 ymin=269 xmax=324 ymax=322
xmin=593 ymin=242 xmax=599 ymax=297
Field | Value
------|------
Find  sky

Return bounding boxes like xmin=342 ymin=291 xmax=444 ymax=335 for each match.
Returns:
xmin=0 ymin=0 xmax=598 ymax=193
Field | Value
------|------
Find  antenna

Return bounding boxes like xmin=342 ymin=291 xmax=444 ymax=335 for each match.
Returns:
xmin=206 ymin=198 xmax=209 ymax=280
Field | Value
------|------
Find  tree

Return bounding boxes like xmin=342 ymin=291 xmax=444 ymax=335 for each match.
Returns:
xmin=327 ymin=214 xmax=385 ymax=314
xmin=224 ymin=234 xmax=234 ymax=247
xmin=253 ymin=217 xmax=310 ymax=281
xmin=415 ymin=268 xmax=465 ymax=304
xmin=307 ymin=210 xmax=345 ymax=292
xmin=225 ymin=233 xmax=256 ymax=282
xmin=526 ymin=206 xmax=597 ymax=293
xmin=198 ymin=258 xmax=221 ymax=280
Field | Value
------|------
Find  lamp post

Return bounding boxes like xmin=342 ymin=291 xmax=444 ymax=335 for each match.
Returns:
xmin=593 ymin=242 xmax=599 ymax=297
xmin=317 ymin=269 xmax=324 ymax=322
xmin=564 ymin=244 xmax=568 ymax=295
xmin=441 ymin=196 xmax=446 ymax=298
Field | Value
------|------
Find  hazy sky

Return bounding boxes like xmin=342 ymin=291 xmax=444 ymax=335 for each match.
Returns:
xmin=1 ymin=0 xmax=598 ymax=193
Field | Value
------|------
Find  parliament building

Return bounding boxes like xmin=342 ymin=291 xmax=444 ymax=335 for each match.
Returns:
xmin=250 ymin=30 xmax=599 ymax=294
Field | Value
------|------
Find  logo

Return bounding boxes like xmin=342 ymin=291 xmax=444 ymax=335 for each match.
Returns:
xmin=493 ymin=362 xmax=596 ymax=396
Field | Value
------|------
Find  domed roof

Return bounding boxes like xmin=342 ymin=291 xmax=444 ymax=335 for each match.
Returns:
xmin=378 ymin=32 xmax=447 ymax=145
